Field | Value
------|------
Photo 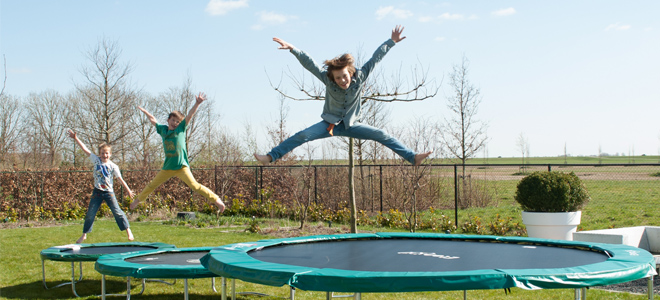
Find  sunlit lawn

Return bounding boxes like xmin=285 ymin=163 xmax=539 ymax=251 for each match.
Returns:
xmin=1 ymin=219 xmax=656 ymax=300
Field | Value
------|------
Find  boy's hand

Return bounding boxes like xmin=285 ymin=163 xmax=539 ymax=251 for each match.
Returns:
xmin=273 ymin=37 xmax=294 ymax=50
xmin=67 ymin=129 xmax=76 ymax=139
xmin=195 ymin=92 xmax=207 ymax=104
xmin=391 ymin=25 xmax=406 ymax=43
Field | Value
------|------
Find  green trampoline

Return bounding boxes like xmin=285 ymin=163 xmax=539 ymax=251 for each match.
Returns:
xmin=95 ymin=247 xmax=219 ymax=300
xmin=40 ymin=242 xmax=175 ymax=297
xmin=201 ymin=233 xmax=657 ymax=299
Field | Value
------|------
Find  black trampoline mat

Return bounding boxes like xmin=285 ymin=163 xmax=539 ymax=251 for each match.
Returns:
xmin=126 ymin=251 xmax=210 ymax=265
xmin=63 ymin=246 xmax=157 ymax=255
xmin=248 ymin=239 xmax=610 ymax=272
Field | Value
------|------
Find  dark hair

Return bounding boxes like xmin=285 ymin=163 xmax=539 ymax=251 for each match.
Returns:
xmin=324 ymin=53 xmax=356 ymax=83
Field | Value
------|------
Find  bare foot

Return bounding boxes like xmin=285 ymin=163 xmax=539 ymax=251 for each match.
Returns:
xmin=130 ymin=199 xmax=139 ymax=210
xmin=76 ymin=234 xmax=87 ymax=244
xmin=414 ymin=151 xmax=433 ymax=166
xmin=214 ymin=200 xmax=226 ymax=213
xmin=253 ymin=153 xmax=272 ymax=164
xmin=126 ymin=228 xmax=134 ymax=241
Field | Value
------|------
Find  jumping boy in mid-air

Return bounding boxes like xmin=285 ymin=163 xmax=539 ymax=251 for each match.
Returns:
xmin=68 ymin=130 xmax=134 ymax=244
xmin=130 ymin=92 xmax=226 ymax=213
xmin=254 ymin=25 xmax=432 ymax=165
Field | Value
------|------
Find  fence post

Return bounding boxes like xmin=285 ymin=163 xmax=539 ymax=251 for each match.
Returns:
xmin=548 ymin=164 xmax=552 ymax=172
xmin=313 ymin=166 xmax=318 ymax=204
xmin=379 ymin=165 xmax=383 ymax=213
xmin=40 ymin=171 xmax=45 ymax=207
xmin=254 ymin=167 xmax=259 ymax=200
xmin=454 ymin=164 xmax=459 ymax=227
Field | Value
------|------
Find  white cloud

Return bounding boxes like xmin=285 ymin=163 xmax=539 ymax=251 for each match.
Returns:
xmin=605 ymin=22 xmax=632 ymax=31
xmin=418 ymin=16 xmax=433 ymax=23
xmin=491 ymin=7 xmax=516 ymax=17
xmin=9 ymin=67 xmax=31 ymax=74
xmin=375 ymin=6 xmax=413 ymax=20
xmin=439 ymin=12 xmax=464 ymax=20
xmin=251 ymin=11 xmax=297 ymax=30
xmin=434 ymin=37 xmax=446 ymax=42
xmin=205 ymin=0 xmax=248 ymax=16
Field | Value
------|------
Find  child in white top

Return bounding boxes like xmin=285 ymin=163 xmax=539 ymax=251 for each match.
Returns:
xmin=68 ymin=130 xmax=135 ymax=244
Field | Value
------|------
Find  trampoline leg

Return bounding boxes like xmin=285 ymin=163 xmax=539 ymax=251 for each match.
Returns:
xmin=648 ymin=276 xmax=654 ymax=300
xmin=126 ymin=277 xmax=131 ymax=300
xmin=463 ymin=290 xmax=467 ymax=300
xmin=221 ymin=278 xmax=227 ymax=300
xmin=102 ymin=275 xmax=106 ymax=300
xmin=42 ymin=259 xmax=83 ymax=291
xmin=184 ymin=279 xmax=189 ymax=300
xmin=70 ymin=261 xmax=81 ymax=297
xmin=290 ymin=286 xmax=295 ymax=300
xmin=355 ymin=292 xmax=361 ymax=300
xmin=232 ymin=278 xmax=236 ymax=300
xmin=212 ymin=277 xmax=217 ymax=293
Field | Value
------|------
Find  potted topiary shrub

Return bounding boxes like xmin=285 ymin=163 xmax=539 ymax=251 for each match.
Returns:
xmin=515 ymin=171 xmax=590 ymax=240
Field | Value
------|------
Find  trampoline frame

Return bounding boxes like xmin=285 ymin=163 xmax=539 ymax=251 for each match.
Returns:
xmin=95 ymin=247 xmax=219 ymax=300
xmin=40 ymin=242 xmax=175 ymax=297
xmin=201 ymin=233 xmax=657 ymax=300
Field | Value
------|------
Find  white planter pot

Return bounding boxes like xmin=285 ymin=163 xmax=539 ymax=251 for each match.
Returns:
xmin=522 ymin=211 xmax=582 ymax=241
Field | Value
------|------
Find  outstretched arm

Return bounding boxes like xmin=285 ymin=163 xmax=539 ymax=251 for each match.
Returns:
xmin=67 ymin=129 xmax=92 ymax=157
xmin=274 ymin=37 xmax=326 ymax=83
xmin=116 ymin=176 xmax=135 ymax=198
xmin=391 ymin=25 xmax=406 ymax=43
xmin=185 ymin=92 xmax=206 ymax=124
xmin=273 ymin=37 xmax=294 ymax=50
xmin=138 ymin=106 xmax=158 ymax=125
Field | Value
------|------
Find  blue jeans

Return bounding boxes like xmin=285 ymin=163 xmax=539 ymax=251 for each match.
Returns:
xmin=268 ymin=120 xmax=416 ymax=164
xmin=82 ymin=189 xmax=130 ymax=233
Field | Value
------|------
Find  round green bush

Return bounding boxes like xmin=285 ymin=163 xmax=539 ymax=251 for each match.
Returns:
xmin=514 ymin=171 xmax=589 ymax=212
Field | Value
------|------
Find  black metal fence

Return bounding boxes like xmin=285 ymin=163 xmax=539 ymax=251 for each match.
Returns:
xmin=2 ymin=164 xmax=660 ymax=224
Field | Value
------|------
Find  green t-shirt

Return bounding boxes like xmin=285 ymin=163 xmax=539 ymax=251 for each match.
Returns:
xmin=156 ymin=119 xmax=189 ymax=170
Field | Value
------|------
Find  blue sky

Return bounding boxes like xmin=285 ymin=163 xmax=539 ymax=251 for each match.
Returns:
xmin=2 ymin=0 xmax=659 ymax=158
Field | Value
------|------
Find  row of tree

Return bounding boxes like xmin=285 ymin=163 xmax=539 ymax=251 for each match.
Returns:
xmin=0 ymin=38 xmax=488 ymax=171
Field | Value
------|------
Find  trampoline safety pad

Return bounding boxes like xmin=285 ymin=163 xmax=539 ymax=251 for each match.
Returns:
xmin=200 ymin=232 xmax=657 ymax=293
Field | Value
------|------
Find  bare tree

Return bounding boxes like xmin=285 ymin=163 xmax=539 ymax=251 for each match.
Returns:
xmin=439 ymin=55 xmax=487 ymax=208
xmin=439 ymin=55 xmax=487 ymax=168
xmin=1 ymin=55 xmax=7 ymax=98
xmin=0 ymin=94 xmax=23 ymax=168
xmin=516 ymin=132 xmax=529 ymax=166
xmin=73 ymin=37 xmax=138 ymax=161
xmin=265 ymin=95 xmax=292 ymax=156
xmin=25 ymin=90 xmax=69 ymax=166
xmin=128 ymin=92 xmax=161 ymax=167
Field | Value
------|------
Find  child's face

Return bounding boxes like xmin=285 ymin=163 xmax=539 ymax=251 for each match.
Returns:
xmin=168 ymin=116 xmax=182 ymax=130
xmin=331 ymin=67 xmax=352 ymax=90
xmin=99 ymin=148 xmax=112 ymax=163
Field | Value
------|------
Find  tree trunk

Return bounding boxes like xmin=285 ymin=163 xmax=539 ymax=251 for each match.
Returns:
xmin=349 ymin=138 xmax=358 ymax=233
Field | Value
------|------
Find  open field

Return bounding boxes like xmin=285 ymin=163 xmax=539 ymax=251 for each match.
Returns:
xmin=1 ymin=219 xmax=658 ymax=300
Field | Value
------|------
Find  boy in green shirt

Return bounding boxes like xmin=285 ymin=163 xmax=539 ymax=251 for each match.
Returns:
xmin=130 ymin=92 xmax=225 ymax=212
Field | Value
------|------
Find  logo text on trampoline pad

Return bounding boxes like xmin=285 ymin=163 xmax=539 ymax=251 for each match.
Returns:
xmin=398 ymin=252 xmax=459 ymax=259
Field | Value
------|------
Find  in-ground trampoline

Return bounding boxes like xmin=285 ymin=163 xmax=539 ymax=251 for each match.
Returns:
xmin=201 ymin=232 xmax=658 ymax=299
xmin=95 ymin=247 xmax=219 ymax=300
xmin=40 ymin=242 xmax=175 ymax=297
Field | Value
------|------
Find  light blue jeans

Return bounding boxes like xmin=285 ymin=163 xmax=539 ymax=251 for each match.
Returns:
xmin=268 ymin=120 xmax=416 ymax=164
xmin=82 ymin=189 xmax=130 ymax=233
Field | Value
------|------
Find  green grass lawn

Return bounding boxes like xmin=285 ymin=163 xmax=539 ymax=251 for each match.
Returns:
xmin=1 ymin=219 xmax=656 ymax=300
